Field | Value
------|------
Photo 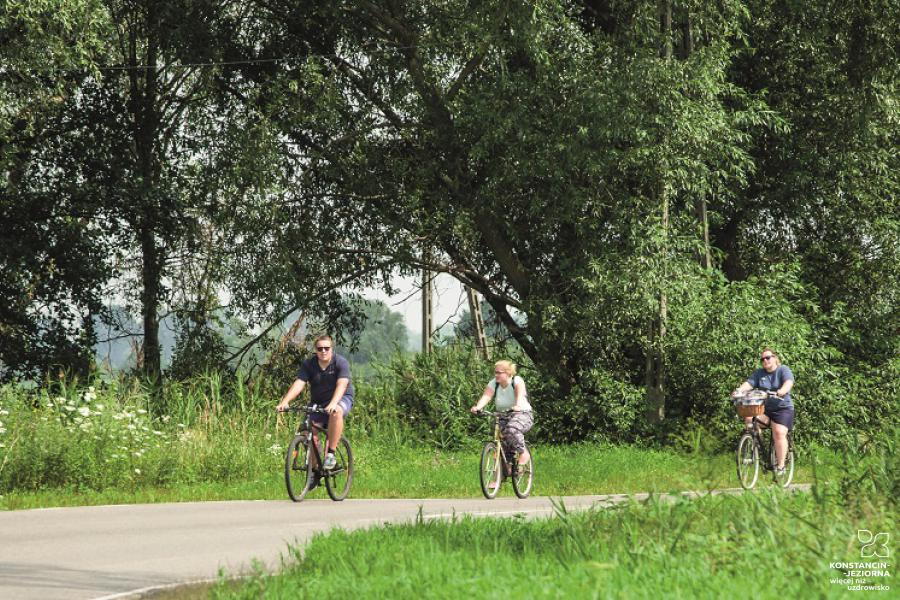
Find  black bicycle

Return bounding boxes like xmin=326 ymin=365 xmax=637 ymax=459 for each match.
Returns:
xmin=476 ymin=410 xmax=533 ymax=499
xmin=733 ymin=390 xmax=795 ymax=489
xmin=279 ymin=404 xmax=354 ymax=502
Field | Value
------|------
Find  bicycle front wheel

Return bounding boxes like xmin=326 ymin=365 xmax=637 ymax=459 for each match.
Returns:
xmin=324 ymin=436 xmax=354 ymax=501
xmin=771 ymin=433 xmax=795 ymax=488
xmin=479 ymin=442 xmax=502 ymax=499
xmin=511 ymin=443 xmax=533 ymax=499
xmin=736 ymin=433 xmax=759 ymax=489
xmin=285 ymin=433 xmax=312 ymax=502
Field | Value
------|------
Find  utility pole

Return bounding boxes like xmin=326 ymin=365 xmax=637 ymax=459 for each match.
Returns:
xmin=466 ymin=286 xmax=489 ymax=360
xmin=421 ymin=263 xmax=433 ymax=354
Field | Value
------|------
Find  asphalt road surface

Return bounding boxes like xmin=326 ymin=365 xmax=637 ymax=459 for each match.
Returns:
xmin=0 ymin=487 xmax=805 ymax=599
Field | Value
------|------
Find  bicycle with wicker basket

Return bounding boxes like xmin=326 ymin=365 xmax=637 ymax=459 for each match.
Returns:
xmin=733 ymin=390 xmax=795 ymax=489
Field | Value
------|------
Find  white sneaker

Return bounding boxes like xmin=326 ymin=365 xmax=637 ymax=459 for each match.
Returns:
xmin=323 ymin=452 xmax=337 ymax=470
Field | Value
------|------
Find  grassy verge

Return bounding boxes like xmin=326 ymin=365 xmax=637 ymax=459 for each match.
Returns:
xmin=208 ymin=481 xmax=896 ymax=599
xmin=1 ymin=439 xmax=836 ymax=510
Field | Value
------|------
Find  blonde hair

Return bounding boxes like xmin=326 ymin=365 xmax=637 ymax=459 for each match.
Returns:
xmin=760 ymin=347 xmax=781 ymax=367
xmin=494 ymin=360 xmax=517 ymax=377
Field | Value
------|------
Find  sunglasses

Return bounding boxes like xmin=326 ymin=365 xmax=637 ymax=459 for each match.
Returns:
xmin=316 ymin=346 xmax=332 ymax=352
xmin=761 ymin=355 xmax=775 ymax=361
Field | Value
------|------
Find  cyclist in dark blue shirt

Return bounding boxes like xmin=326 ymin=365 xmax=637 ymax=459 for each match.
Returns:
xmin=277 ymin=335 xmax=353 ymax=486
xmin=732 ymin=348 xmax=795 ymax=475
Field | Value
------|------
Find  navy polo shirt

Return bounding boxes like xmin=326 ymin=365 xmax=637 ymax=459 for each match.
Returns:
xmin=747 ymin=365 xmax=794 ymax=409
xmin=297 ymin=353 xmax=354 ymax=406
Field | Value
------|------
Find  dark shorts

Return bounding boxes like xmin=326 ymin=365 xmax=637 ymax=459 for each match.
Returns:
xmin=309 ymin=395 xmax=353 ymax=427
xmin=765 ymin=405 xmax=795 ymax=430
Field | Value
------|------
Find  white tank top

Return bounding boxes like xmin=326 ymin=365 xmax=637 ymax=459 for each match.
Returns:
xmin=488 ymin=376 xmax=532 ymax=411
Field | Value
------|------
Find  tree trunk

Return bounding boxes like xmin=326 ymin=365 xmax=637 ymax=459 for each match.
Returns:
xmin=645 ymin=0 xmax=673 ymax=424
xmin=140 ymin=228 xmax=162 ymax=382
xmin=129 ymin=1 xmax=163 ymax=383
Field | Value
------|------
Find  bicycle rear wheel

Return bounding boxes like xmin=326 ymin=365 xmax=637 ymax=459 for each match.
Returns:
xmin=479 ymin=442 xmax=502 ymax=499
xmin=324 ymin=435 xmax=354 ymax=501
xmin=771 ymin=433 xmax=795 ymax=488
xmin=285 ymin=433 xmax=312 ymax=502
xmin=511 ymin=443 xmax=533 ymax=499
xmin=736 ymin=433 xmax=759 ymax=489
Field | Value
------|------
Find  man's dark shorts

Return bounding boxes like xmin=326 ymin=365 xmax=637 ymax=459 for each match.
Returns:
xmin=309 ymin=394 xmax=353 ymax=427
xmin=765 ymin=405 xmax=795 ymax=430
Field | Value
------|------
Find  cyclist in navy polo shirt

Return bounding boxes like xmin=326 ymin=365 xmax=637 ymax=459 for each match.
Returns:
xmin=277 ymin=334 xmax=353 ymax=488
xmin=731 ymin=347 xmax=795 ymax=475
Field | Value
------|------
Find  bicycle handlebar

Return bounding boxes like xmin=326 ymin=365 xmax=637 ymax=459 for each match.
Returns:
xmin=473 ymin=409 xmax=518 ymax=417
xmin=732 ymin=389 xmax=779 ymax=400
xmin=277 ymin=404 xmax=329 ymax=414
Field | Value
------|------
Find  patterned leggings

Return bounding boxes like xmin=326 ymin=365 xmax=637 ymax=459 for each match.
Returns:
xmin=499 ymin=411 xmax=534 ymax=456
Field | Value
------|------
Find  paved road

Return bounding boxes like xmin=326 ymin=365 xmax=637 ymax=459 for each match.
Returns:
xmin=0 ymin=486 xmax=807 ymax=599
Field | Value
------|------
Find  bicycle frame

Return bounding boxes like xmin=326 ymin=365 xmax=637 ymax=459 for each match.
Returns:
xmin=291 ymin=404 xmax=332 ymax=474
xmin=282 ymin=403 xmax=354 ymax=501
xmin=748 ymin=418 xmax=776 ymax=472
xmin=477 ymin=410 xmax=533 ymax=499
xmin=485 ymin=412 xmax=514 ymax=474
xmin=735 ymin=403 xmax=795 ymax=489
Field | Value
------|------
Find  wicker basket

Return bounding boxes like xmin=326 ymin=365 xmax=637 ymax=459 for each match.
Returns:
xmin=734 ymin=390 xmax=767 ymax=418
xmin=736 ymin=402 xmax=765 ymax=418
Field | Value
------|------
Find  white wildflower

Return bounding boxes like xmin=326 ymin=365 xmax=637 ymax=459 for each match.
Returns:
xmin=134 ymin=468 xmax=141 ymax=475
xmin=268 ymin=443 xmax=282 ymax=456
xmin=0 ymin=409 xmax=9 ymax=416
xmin=77 ymin=406 xmax=90 ymax=417
xmin=161 ymin=415 xmax=170 ymax=423
xmin=153 ymin=430 xmax=163 ymax=436
xmin=94 ymin=403 xmax=105 ymax=411
xmin=137 ymin=409 xmax=147 ymax=415
xmin=63 ymin=405 xmax=76 ymax=412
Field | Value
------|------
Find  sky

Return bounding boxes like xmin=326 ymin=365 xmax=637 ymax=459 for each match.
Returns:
xmin=363 ymin=272 xmax=465 ymax=340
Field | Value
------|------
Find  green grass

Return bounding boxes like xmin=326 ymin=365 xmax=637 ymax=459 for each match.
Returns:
xmin=208 ymin=484 xmax=896 ymax=599
xmin=0 ymin=375 xmax=850 ymax=511
xmin=1 ymin=438 xmax=836 ymax=510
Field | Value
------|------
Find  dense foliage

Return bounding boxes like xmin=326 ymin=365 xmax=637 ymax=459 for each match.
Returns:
xmin=1 ymin=1 xmax=896 ymax=443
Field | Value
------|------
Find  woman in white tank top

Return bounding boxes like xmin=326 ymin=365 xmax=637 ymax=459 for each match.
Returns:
xmin=470 ymin=360 xmax=534 ymax=483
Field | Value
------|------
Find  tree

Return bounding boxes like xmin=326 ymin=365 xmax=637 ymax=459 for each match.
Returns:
xmin=0 ymin=0 xmax=111 ymax=381
xmin=346 ymin=300 xmax=409 ymax=364
xmin=720 ymin=0 xmax=899 ymax=364
xmin=16 ymin=0 xmax=266 ymax=383
xmin=227 ymin=0 xmax=773 ymax=414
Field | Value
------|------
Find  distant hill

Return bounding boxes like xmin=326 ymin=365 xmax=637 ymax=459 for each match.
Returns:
xmin=94 ymin=301 xmax=417 ymax=372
